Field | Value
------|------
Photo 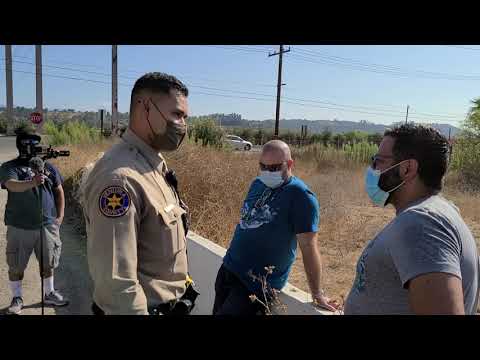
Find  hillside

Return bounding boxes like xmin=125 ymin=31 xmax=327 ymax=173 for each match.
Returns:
xmin=0 ymin=108 xmax=461 ymax=137
xmin=191 ymin=113 xmax=461 ymax=137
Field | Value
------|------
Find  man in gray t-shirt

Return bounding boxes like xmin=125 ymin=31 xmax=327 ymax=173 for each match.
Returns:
xmin=345 ymin=195 xmax=479 ymax=315
xmin=345 ymin=124 xmax=479 ymax=315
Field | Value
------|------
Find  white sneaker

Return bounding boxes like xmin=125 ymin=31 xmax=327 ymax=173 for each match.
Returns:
xmin=44 ymin=290 xmax=69 ymax=307
xmin=7 ymin=297 xmax=23 ymax=315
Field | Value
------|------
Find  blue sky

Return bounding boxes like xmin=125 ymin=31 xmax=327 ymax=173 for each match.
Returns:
xmin=1 ymin=45 xmax=479 ymax=127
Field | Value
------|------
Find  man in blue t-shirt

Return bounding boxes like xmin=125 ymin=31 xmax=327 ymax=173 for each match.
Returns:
xmin=0 ymin=131 xmax=69 ymax=315
xmin=213 ymin=140 xmax=338 ymax=315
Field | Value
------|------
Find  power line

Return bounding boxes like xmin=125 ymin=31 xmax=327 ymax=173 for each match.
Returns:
xmin=281 ymin=99 xmax=462 ymax=122
xmin=445 ymin=45 xmax=480 ymax=51
xmin=1 ymin=51 xmax=468 ymax=123
xmin=12 ymin=54 xmax=111 ymax=71
xmin=289 ymin=47 xmax=480 ymax=81
xmin=6 ymin=51 xmax=466 ymax=117
xmin=3 ymin=57 xmax=137 ymax=80
xmin=289 ymin=52 xmax=466 ymax=81
xmin=207 ymin=45 xmax=269 ymax=54
xmin=190 ymin=86 xmax=463 ymax=120
xmin=196 ymin=45 xmax=473 ymax=114
xmin=183 ymin=84 xmax=463 ymax=119
xmin=1 ymin=65 xmax=465 ymax=122
xmin=7 ymin=55 xmax=279 ymax=89
xmin=0 ymin=67 xmax=132 ymax=87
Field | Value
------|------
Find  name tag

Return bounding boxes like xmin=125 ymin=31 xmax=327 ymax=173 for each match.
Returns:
xmin=164 ymin=204 xmax=175 ymax=213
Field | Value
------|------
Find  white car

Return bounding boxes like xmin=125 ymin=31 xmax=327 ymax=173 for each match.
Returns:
xmin=224 ymin=135 xmax=253 ymax=151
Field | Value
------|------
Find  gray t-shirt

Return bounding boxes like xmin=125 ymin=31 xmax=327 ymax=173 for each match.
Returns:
xmin=345 ymin=195 xmax=479 ymax=315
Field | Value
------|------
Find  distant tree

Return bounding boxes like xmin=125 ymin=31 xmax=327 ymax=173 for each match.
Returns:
xmin=464 ymin=97 xmax=480 ymax=137
xmin=320 ymin=128 xmax=333 ymax=146
xmin=14 ymin=121 xmax=36 ymax=134
xmin=332 ymin=133 xmax=345 ymax=148
xmin=190 ymin=118 xmax=225 ymax=148
xmin=344 ymin=130 xmax=368 ymax=144
xmin=281 ymin=130 xmax=296 ymax=144
xmin=238 ymin=128 xmax=254 ymax=143
xmin=254 ymin=128 xmax=265 ymax=145
xmin=0 ymin=112 xmax=7 ymax=134
xmin=367 ymin=132 xmax=383 ymax=145
xmin=309 ymin=133 xmax=323 ymax=144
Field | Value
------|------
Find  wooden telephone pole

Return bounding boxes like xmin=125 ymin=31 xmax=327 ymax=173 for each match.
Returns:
xmin=269 ymin=45 xmax=290 ymax=138
xmin=112 ymin=45 xmax=118 ymax=134
xmin=5 ymin=45 xmax=14 ymax=134
xmin=35 ymin=45 xmax=44 ymax=132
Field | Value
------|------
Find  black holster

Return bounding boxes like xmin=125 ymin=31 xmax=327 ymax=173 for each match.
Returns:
xmin=91 ymin=302 xmax=105 ymax=315
xmin=149 ymin=283 xmax=200 ymax=316
xmin=164 ymin=170 xmax=191 ymax=236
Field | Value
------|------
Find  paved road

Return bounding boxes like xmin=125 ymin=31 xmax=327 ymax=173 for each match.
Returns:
xmin=0 ymin=136 xmax=16 ymax=163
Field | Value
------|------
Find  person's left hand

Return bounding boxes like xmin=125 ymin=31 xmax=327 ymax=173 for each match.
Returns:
xmin=312 ymin=293 xmax=341 ymax=312
xmin=55 ymin=216 xmax=64 ymax=226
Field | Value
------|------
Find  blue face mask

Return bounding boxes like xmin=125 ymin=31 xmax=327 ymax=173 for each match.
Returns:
xmin=258 ymin=171 xmax=285 ymax=189
xmin=365 ymin=161 xmax=407 ymax=207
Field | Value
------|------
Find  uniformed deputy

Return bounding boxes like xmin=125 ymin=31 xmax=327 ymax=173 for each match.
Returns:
xmin=83 ymin=72 xmax=193 ymax=315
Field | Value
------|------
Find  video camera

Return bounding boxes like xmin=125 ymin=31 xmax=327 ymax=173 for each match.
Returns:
xmin=17 ymin=134 xmax=70 ymax=161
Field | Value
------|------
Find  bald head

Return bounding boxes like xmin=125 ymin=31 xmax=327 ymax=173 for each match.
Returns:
xmin=261 ymin=140 xmax=292 ymax=162
xmin=259 ymin=140 xmax=294 ymax=180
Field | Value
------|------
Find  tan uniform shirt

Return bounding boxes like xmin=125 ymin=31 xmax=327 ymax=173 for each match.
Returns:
xmin=83 ymin=128 xmax=188 ymax=315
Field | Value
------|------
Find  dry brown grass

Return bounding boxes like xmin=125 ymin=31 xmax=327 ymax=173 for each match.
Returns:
xmin=54 ymin=138 xmax=480 ymax=303
xmin=164 ymin=143 xmax=258 ymax=248
xmin=49 ymin=139 xmax=117 ymax=235
xmin=289 ymin=162 xmax=396 ymax=300
xmin=49 ymin=140 xmax=116 ymax=180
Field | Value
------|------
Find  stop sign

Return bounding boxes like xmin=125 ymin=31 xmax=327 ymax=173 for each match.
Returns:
xmin=30 ymin=112 xmax=43 ymax=125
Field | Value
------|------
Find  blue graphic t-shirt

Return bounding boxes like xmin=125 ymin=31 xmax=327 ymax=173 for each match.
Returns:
xmin=223 ymin=176 xmax=320 ymax=296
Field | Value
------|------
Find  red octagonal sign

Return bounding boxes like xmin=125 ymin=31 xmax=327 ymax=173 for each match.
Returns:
xmin=30 ymin=112 xmax=43 ymax=125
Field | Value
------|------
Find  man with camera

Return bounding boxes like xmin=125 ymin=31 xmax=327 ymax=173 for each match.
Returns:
xmin=0 ymin=130 xmax=69 ymax=315
xmin=83 ymin=72 xmax=198 ymax=315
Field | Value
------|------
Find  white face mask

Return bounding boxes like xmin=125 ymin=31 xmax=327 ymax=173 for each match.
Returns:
xmin=258 ymin=171 xmax=285 ymax=189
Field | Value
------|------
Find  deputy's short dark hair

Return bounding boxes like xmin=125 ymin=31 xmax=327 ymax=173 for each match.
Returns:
xmin=131 ymin=72 xmax=188 ymax=98
xmin=130 ymin=72 xmax=188 ymax=114
xmin=384 ymin=123 xmax=450 ymax=191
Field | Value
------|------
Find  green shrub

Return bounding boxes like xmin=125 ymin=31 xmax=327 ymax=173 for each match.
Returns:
xmin=43 ymin=120 xmax=102 ymax=146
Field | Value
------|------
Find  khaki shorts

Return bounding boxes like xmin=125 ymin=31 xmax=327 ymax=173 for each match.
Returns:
xmin=6 ymin=224 xmax=62 ymax=275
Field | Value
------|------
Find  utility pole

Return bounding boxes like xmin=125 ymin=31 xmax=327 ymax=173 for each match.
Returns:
xmin=269 ymin=45 xmax=290 ymax=138
xmin=448 ymin=127 xmax=453 ymax=164
xmin=100 ymin=109 xmax=105 ymax=136
xmin=5 ymin=45 xmax=14 ymax=134
xmin=36 ymin=45 xmax=44 ymax=132
xmin=405 ymin=104 xmax=409 ymax=124
xmin=112 ymin=45 xmax=118 ymax=135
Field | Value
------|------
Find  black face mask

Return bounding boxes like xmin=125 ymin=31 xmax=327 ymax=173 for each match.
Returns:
xmin=149 ymin=120 xmax=186 ymax=152
xmin=378 ymin=165 xmax=404 ymax=204
xmin=147 ymin=99 xmax=187 ymax=152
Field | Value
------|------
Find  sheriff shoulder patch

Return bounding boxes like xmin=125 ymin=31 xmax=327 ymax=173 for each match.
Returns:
xmin=99 ymin=186 xmax=131 ymax=217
